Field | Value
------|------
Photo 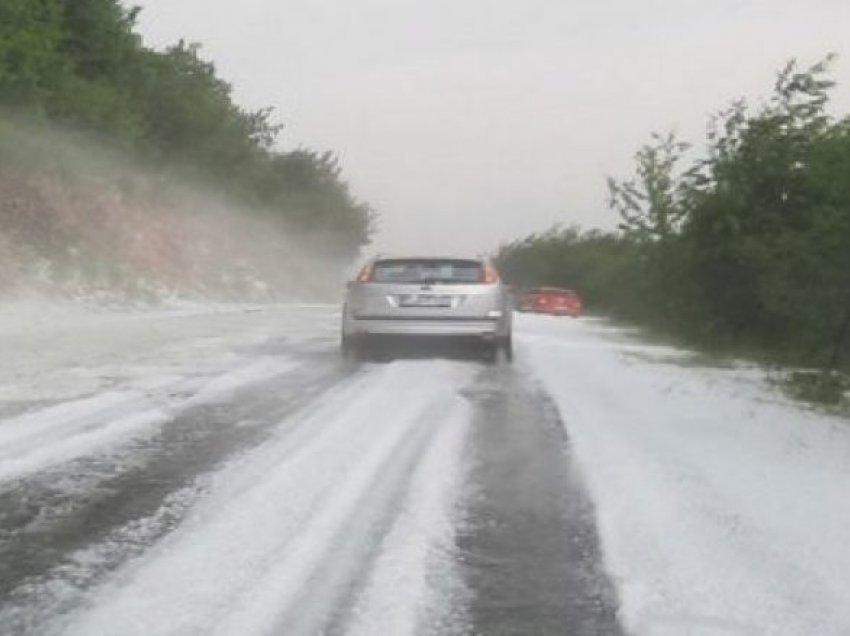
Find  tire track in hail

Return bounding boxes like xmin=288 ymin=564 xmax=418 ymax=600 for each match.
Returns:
xmin=0 ymin=352 xmax=356 ymax=634
xmin=42 ymin=360 xmax=476 ymax=636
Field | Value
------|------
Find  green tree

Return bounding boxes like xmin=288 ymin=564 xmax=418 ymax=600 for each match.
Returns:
xmin=1 ymin=0 xmax=374 ymax=265
xmin=0 ymin=0 xmax=68 ymax=106
xmin=682 ymin=56 xmax=850 ymax=356
xmin=607 ymin=131 xmax=689 ymax=241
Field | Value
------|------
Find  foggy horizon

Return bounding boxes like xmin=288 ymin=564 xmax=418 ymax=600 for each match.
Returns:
xmin=132 ymin=0 xmax=850 ymax=255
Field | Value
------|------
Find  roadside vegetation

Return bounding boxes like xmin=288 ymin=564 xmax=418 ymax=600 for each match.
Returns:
xmin=498 ymin=57 xmax=850 ymax=403
xmin=0 ymin=0 xmax=373 ymax=300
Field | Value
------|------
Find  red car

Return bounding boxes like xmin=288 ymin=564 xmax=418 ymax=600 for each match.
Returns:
xmin=521 ymin=287 xmax=583 ymax=317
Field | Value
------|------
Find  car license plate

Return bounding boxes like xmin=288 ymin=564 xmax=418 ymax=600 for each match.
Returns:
xmin=399 ymin=294 xmax=452 ymax=308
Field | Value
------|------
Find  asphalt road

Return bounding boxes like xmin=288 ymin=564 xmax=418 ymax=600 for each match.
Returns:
xmin=0 ymin=309 xmax=623 ymax=635
xmin=460 ymin=365 xmax=622 ymax=635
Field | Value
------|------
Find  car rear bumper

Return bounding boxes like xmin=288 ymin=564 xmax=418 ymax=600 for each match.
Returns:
xmin=345 ymin=316 xmax=505 ymax=339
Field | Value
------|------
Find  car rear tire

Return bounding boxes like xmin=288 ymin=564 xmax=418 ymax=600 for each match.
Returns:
xmin=341 ymin=333 xmax=364 ymax=362
xmin=483 ymin=337 xmax=512 ymax=364
xmin=502 ymin=336 xmax=514 ymax=363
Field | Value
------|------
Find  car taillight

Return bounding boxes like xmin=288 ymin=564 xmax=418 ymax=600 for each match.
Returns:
xmin=481 ymin=264 xmax=500 ymax=284
xmin=355 ymin=264 xmax=373 ymax=283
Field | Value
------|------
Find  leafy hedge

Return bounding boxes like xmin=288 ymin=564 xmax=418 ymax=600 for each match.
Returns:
xmin=498 ymin=58 xmax=850 ymax=371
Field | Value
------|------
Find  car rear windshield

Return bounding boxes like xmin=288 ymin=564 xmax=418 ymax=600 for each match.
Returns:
xmin=372 ymin=259 xmax=484 ymax=284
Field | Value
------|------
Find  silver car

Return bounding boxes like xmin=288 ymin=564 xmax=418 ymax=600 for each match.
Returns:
xmin=341 ymin=256 xmax=513 ymax=361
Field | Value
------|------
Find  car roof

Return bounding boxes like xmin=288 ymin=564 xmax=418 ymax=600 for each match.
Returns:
xmin=369 ymin=255 xmax=489 ymax=263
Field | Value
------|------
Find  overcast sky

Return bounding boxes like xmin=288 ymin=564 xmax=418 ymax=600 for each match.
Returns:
xmin=133 ymin=0 xmax=850 ymax=255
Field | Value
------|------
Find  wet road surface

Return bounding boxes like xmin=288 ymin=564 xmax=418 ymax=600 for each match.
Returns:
xmin=0 ymin=316 xmax=623 ymax=635
xmin=460 ymin=366 xmax=623 ymax=635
